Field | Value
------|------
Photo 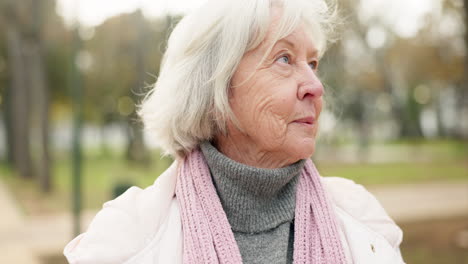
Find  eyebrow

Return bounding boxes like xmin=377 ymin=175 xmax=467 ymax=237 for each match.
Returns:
xmin=275 ymin=38 xmax=318 ymax=57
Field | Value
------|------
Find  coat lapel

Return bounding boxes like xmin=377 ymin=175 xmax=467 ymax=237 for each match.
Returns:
xmin=335 ymin=206 xmax=405 ymax=264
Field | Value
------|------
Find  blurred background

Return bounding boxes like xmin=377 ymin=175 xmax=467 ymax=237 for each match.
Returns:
xmin=0 ymin=0 xmax=467 ymax=263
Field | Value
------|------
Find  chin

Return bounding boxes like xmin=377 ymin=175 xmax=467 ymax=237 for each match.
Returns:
xmin=287 ymin=138 xmax=316 ymax=161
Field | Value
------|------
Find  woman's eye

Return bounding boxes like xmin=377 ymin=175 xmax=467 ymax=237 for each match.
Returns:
xmin=309 ymin=61 xmax=318 ymax=70
xmin=276 ymin=55 xmax=290 ymax=64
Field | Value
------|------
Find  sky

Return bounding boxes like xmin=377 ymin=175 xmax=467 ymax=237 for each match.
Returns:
xmin=56 ymin=0 xmax=439 ymax=37
xmin=56 ymin=0 xmax=208 ymax=27
xmin=359 ymin=0 xmax=441 ymax=37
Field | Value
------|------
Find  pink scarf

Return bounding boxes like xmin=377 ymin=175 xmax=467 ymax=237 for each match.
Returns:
xmin=175 ymin=149 xmax=347 ymax=263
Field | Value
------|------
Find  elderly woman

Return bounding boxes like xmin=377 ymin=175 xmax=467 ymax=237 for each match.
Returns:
xmin=64 ymin=0 xmax=405 ymax=263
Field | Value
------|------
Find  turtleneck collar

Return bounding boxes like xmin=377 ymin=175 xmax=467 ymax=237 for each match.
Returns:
xmin=200 ymin=141 xmax=305 ymax=233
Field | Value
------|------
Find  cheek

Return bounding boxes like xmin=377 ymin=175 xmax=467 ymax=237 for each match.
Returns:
xmin=253 ymin=96 xmax=289 ymax=135
xmin=253 ymin=94 xmax=298 ymax=144
xmin=232 ymin=81 xmax=296 ymax=142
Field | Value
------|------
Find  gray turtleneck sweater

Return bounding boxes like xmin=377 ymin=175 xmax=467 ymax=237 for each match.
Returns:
xmin=200 ymin=141 xmax=305 ymax=264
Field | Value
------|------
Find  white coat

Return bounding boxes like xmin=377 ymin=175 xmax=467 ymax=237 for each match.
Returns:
xmin=64 ymin=162 xmax=406 ymax=264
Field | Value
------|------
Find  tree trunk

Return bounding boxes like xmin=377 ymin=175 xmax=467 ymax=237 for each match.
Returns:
xmin=125 ymin=11 xmax=149 ymax=165
xmin=6 ymin=21 xmax=33 ymax=178
xmin=460 ymin=0 xmax=468 ymax=139
xmin=3 ymin=79 xmax=14 ymax=167
xmin=435 ymin=91 xmax=446 ymax=138
xmin=29 ymin=0 xmax=52 ymax=192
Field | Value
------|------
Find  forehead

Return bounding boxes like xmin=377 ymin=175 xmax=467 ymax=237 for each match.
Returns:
xmin=261 ymin=22 xmax=319 ymax=56
xmin=257 ymin=7 xmax=319 ymax=55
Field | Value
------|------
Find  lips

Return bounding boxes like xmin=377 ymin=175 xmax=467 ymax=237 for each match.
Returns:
xmin=294 ymin=116 xmax=315 ymax=125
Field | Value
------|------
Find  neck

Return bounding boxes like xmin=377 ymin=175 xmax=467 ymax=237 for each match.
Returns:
xmin=200 ymin=141 xmax=305 ymax=232
xmin=215 ymin=132 xmax=297 ymax=169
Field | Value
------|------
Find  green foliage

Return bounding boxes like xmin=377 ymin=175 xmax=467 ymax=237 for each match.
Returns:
xmin=0 ymin=148 xmax=173 ymax=214
xmin=318 ymin=161 xmax=468 ymax=185
xmin=1 ymin=140 xmax=466 ymax=215
xmin=51 ymin=148 xmax=173 ymax=211
xmin=318 ymin=139 xmax=468 ymax=185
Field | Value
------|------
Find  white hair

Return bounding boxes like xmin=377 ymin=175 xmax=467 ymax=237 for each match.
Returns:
xmin=138 ymin=0 xmax=339 ymax=158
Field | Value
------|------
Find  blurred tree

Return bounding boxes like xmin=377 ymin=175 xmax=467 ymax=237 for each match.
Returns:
xmin=125 ymin=10 xmax=150 ymax=164
xmin=2 ymin=0 xmax=33 ymax=178
xmin=28 ymin=0 xmax=52 ymax=192
xmin=328 ymin=0 xmax=466 ymax=142
xmin=0 ymin=19 xmax=12 ymax=166
xmin=0 ymin=0 xmax=62 ymax=192
xmin=82 ymin=12 xmax=176 ymax=163
xmin=462 ymin=0 xmax=468 ymax=139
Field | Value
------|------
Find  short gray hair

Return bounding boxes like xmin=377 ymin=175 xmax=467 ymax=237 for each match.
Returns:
xmin=138 ymin=0 xmax=339 ymax=158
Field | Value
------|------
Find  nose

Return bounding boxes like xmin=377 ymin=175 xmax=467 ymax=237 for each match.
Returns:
xmin=297 ymin=63 xmax=324 ymax=100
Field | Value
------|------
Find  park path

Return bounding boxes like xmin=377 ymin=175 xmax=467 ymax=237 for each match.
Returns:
xmin=0 ymin=180 xmax=96 ymax=264
xmin=368 ymin=181 xmax=468 ymax=222
xmin=0 ymin=179 xmax=467 ymax=264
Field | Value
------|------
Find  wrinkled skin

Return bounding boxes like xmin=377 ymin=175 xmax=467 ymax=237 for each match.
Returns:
xmin=216 ymin=14 xmax=324 ymax=168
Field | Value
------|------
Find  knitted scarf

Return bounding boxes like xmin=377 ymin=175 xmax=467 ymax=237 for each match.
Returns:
xmin=175 ymin=148 xmax=347 ymax=264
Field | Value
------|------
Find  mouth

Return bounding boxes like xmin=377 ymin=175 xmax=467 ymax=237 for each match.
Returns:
xmin=293 ymin=116 xmax=315 ymax=125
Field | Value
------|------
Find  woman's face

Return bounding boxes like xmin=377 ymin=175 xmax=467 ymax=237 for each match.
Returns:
xmin=217 ymin=19 xmax=324 ymax=168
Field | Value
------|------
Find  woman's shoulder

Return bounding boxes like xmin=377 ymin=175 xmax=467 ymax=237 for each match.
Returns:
xmin=63 ymin=162 xmax=179 ymax=264
xmin=321 ymin=176 xmax=403 ymax=249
